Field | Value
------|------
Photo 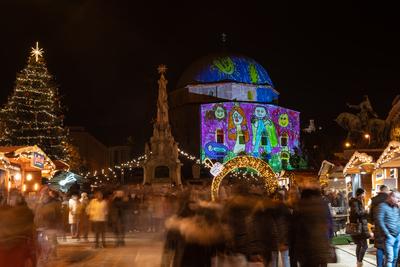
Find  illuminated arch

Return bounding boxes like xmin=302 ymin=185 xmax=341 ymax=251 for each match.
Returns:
xmin=211 ymin=155 xmax=278 ymax=201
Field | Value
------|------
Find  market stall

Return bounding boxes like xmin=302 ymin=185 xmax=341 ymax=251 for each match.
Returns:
xmin=0 ymin=145 xmax=56 ymax=196
xmin=374 ymin=141 xmax=400 ymax=191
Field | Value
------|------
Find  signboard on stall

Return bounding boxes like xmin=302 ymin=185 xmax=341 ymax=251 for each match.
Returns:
xmin=32 ymin=152 xmax=45 ymax=169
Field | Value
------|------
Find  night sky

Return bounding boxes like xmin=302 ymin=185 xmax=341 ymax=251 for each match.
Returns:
xmin=1 ymin=1 xmax=399 ymax=155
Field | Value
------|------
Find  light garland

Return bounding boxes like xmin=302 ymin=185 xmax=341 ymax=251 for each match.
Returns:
xmin=343 ymin=151 xmax=374 ymax=175
xmin=211 ymin=155 xmax=278 ymax=201
xmin=376 ymin=141 xmax=400 ymax=167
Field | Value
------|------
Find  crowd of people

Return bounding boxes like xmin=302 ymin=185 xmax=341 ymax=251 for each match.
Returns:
xmin=161 ymin=182 xmax=334 ymax=267
xmin=348 ymin=185 xmax=400 ymax=267
xmin=17 ymin=179 xmax=400 ymax=266
xmin=0 ymin=181 xmax=336 ymax=267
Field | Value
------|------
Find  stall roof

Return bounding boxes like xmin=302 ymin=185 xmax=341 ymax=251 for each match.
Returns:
xmin=376 ymin=141 xmax=400 ymax=168
xmin=381 ymin=156 xmax=400 ymax=168
xmin=343 ymin=151 xmax=375 ymax=175
xmin=0 ymin=145 xmax=56 ymax=173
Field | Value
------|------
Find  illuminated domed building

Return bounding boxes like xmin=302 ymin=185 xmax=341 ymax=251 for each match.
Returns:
xmin=169 ymin=53 xmax=301 ymax=172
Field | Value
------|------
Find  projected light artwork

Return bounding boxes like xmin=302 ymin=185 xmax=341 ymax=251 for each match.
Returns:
xmin=201 ymin=102 xmax=301 ymax=171
xmin=185 ymin=55 xmax=279 ymax=103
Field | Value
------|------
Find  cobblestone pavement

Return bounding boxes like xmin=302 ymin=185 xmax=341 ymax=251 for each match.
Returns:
xmin=37 ymin=233 xmax=378 ymax=267
xmin=38 ymin=233 xmax=164 ymax=267
xmin=330 ymin=245 xmax=376 ymax=267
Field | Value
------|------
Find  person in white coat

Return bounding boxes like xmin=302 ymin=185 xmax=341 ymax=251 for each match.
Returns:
xmin=68 ymin=194 xmax=80 ymax=238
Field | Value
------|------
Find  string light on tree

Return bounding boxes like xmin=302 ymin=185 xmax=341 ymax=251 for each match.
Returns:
xmin=0 ymin=42 xmax=70 ymax=161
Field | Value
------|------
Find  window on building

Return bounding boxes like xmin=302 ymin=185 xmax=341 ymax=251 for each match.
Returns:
xmin=281 ymin=133 xmax=288 ymax=147
xmin=216 ymin=129 xmax=224 ymax=144
xmin=390 ymin=168 xmax=397 ymax=178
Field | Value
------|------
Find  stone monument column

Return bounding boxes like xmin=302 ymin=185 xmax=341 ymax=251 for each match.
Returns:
xmin=142 ymin=65 xmax=182 ymax=185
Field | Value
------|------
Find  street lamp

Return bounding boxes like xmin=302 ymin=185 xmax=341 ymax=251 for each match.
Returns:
xmin=345 ymin=142 xmax=351 ymax=148
xmin=364 ymin=133 xmax=371 ymax=146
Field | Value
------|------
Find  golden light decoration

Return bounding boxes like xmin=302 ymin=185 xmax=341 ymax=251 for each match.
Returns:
xmin=343 ymin=151 xmax=374 ymax=175
xmin=31 ymin=42 xmax=44 ymax=62
xmin=26 ymin=174 xmax=33 ymax=181
xmin=211 ymin=155 xmax=278 ymax=201
xmin=376 ymin=141 xmax=400 ymax=167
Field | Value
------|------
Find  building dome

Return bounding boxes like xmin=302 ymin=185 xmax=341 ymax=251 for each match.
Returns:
xmin=177 ymin=53 xmax=274 ymax=88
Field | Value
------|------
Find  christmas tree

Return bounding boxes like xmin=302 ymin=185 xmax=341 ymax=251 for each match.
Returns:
xmin=0 ymin=42 xmax=69 ymax=161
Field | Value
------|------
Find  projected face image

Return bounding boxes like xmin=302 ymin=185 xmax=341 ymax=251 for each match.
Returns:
xmin=279 ymin=113 xmax=289 ymax=127
xmin=254 ymin=106 xmax=267 ymax=118
xmin=232 ymin=111 xmax=243 ymax=125
xmin=215 ymin=106 xmax=226 ymax=120
xmin=201 ymin=102 xmax=301 ymax=171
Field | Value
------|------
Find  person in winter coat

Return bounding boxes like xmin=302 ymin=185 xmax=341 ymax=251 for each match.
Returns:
xmin=162 ymin=201 xmax=228 ymax=267
xmin=68 ymin=194 xmax=81 ymax=238
xmin=293 ymin=187 xmax=331 ymax=267
xmin=87 ymin=191 xmax=108 ymax=248
xmin=110 ymin=190 xmax=128 ymax=246
xmin=370 ymin=185 xmax=389 ymax=267
xmin=0 ymin=194 xmax=36 ymax=267
xmin=34 ymin=190 xmax=62 ymax=257
xmin=349 ymin=188 xmax=370 ymax=267
xmin=247 ymin=196 xmax=279 ymax=266
xmin=377 ymin=191 xmax=400 ymax=267
xmin=78 ymin=192 xmax=90 ymax=240
xmin=271 ymin=192 xmax=291 ymax=267
xmin=60 ymin=194 xmax=69 ymax=241
xmin=222 ymin=183 xmax=256 ymax=258
xmin=287 ymin=187 xmax=300 ymax=267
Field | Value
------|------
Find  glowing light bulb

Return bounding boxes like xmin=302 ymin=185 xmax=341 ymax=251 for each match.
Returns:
xmin=26 ymin=174 xmax=33 ymax=181
xmin=34 ymin=183 xmax=39 ymax=191
xmin=15 ymin=173 xmax=21 ymax=181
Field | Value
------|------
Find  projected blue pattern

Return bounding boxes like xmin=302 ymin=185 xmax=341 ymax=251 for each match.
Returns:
xmin=256 ymin=87 xmax=278 ymax=102
xmin=194 ymin=56 xmax=274 ymax=86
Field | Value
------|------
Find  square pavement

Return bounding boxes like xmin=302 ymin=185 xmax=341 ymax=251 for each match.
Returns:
xmin=36 ymin=234 xmax=378 ymax=267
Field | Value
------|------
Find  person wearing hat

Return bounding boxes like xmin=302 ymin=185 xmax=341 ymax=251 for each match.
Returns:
xmin=349 ymin=188 xmax=370 ymax=267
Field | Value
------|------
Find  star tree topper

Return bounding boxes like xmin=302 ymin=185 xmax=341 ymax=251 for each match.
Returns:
xmin=31 ymin=42 xmax=44 ymax=62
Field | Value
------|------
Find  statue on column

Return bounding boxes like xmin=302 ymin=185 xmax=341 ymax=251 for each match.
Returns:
xmin=157 ymin=64 xmax=169 ymax=125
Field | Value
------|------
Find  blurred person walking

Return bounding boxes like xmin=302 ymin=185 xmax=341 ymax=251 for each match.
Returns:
xmin=293 ymin=186 xmax=331 ymax=267
xmin=248 ymin=194 xmax=279 ymax=266
xmin=0 ymin=193 xmax=36 ymax=267
xmin=87 ymin=191 xmax=108 ymax=248
xmin=68 ymin=194 xmax=81 ymax=238
xmin=110 ymin=190 xmax=128 ymax=247
xmin=287 ymin=187 xmax=300 ymax=267
xmin=222 ymin=183 xmax=255 ymax=265
xmin=162 ymin=201 xmax=228 ymax=267
xmin=78 ymin=192 xmax=90 ymax=241
xmin=271 ymin=192 xmax=291 ymax=267
xmin=370 ymin=185 xmax=389 ymax=267
xmin=34 ymin=190 xmax=62 ymax=258
xmin=377 ymin=191 xmax=400 ymax=267
xmin=349 ymin=188 xmax=370 ymax=267
xmin=153 ymin=194 xmax=167 ymax=232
